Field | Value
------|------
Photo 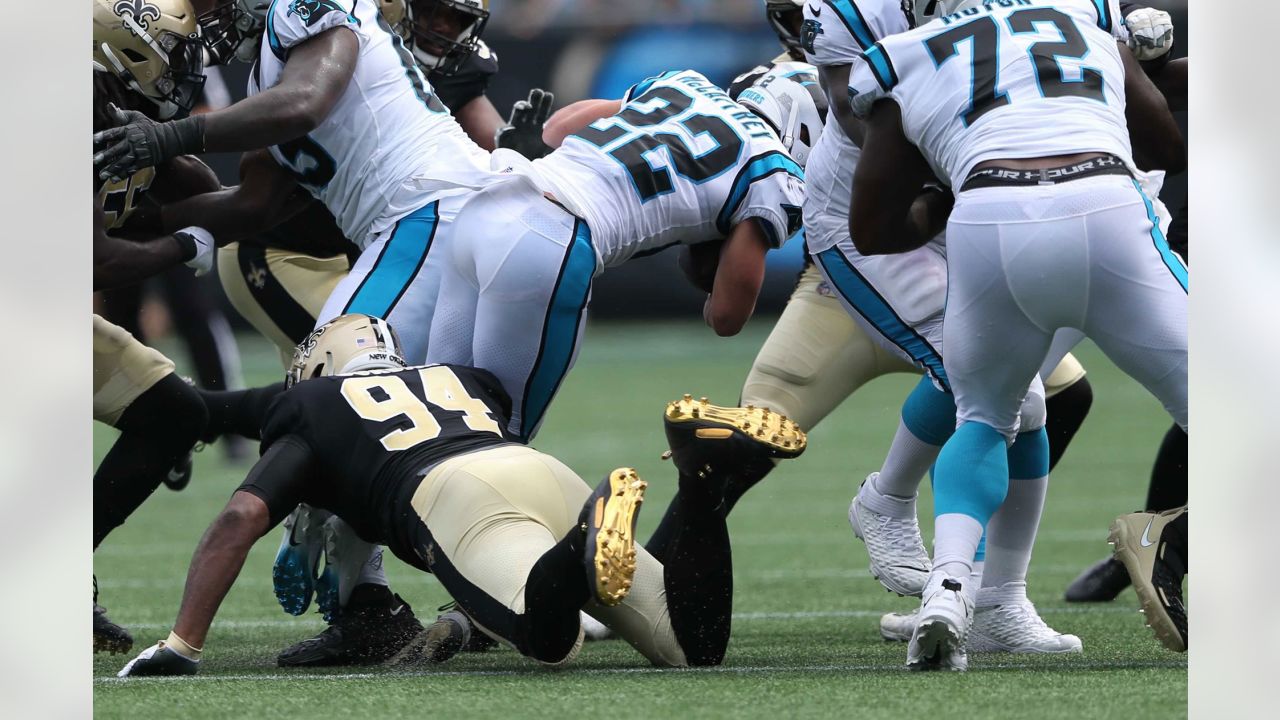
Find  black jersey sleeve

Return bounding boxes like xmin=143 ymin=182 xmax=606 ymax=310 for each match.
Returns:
xmin=237 ymin=435 xmax=316 ymax=527
xmin=430 ymin=41 xmax=499 ymax=113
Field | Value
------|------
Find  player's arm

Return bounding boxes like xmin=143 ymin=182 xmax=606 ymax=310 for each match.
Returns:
xmin=157 ymin=150 xmax=305 ymax=240
xmin=848 ymin=100 xmax=950 ymax=256
xmin=94 ymin=28 xmax=359 ymax=181
xmin=542 ymin=99 xmax=623 ymax=149
xmin=454 ymin=95 xmax=504 ymax=151
xmin=703 ymin=221 xmax=771 ymax=336
xmin=150 ymin=155 xmax=223 ymax=202
xmin=1149 ymin=57 xmax=1187 ymax=112
xmin=1120 ymin=42 xmax=1186 ymax=174
xmin=819 ymin=64 xmax=866 ymax=147
xmin=118 ymin=437 xmax=314 ymax=677
xmin=93 ymin=196 xmax=215 ymax=291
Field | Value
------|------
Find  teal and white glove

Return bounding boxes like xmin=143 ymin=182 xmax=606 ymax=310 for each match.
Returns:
xmin=118 ymin=633 xmax=201 ymax=677
xmin=1126 ymin=8 xmax=1175 ymax=62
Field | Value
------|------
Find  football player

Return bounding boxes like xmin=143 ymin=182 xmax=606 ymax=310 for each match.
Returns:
xmin=116 ymin=315 xmax=807 ymax=676
xmin=91 ymin=0 xmax=218 ymax=654
xmin=187 ymin=0 xmax=558 ymax=666
xmin=423 ymin=68 xmax=814 ymax=442
xmin=843 ymin=0 xmax=1185 ymax=668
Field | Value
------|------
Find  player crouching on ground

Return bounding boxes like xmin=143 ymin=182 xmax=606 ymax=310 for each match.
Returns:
xmin=118 ymin=314 xmax=807 ymax=676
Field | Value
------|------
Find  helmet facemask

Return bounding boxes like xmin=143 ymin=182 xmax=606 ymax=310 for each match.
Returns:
xmin=198 ymin=0 xmax=269 ymax=65
xmin=764 ymin=0 xmax=806 ymax=60
xmin=409 ymin=0 xmax=489 ymax=76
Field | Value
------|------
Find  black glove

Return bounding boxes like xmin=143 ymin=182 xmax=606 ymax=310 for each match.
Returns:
xmin=495 ymin=88 xmax=555 ymax=160
xmin=117 ymin=641 xmax=200 ymax=677
xmin=93 ymin=103 xmax=205 ymax=182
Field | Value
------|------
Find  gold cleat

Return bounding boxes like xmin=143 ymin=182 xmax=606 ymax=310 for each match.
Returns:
xmin=585 ymin=468 xmax=647 ymax=607
xmin=664 ymin=395 xmax=808 ymax=459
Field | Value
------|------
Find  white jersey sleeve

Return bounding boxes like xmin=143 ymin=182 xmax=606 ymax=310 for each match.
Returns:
xmin=265 ymin=0 xmax=362 ymax=58
xmin=1097 ymin=0 xmax=1130 ymax=41
xmin=724 ymin=155 xmax=807 ymax=248
xmin=801 ymin=0 xmax=915 ymax=65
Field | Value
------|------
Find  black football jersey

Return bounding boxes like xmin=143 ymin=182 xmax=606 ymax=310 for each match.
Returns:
xmin=428 ymin=40 xmax=499 ymax=113
xmin=254 ymin=364 xmax=515 ymax=547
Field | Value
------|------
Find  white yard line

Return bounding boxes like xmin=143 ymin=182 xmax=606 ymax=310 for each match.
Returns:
xmin=95 ymin=659 xmax=1187 ymax=684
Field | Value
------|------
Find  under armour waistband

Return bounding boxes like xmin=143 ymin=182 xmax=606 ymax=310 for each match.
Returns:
xmin=961 ymin=154 xmax=1131 ymax=192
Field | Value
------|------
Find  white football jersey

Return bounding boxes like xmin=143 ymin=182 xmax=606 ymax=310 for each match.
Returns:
xmin=800 ymin=0 xmax=915 ymax=253
xmin=847 ymin=0 xmax=1133 ymax=189
xmin=248 ymin=0 xmax=493 ymax=248
xmin=526 ymin=70 xmax=806 ymax=269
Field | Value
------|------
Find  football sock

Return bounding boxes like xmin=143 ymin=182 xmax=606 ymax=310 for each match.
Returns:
xmin=663 ymin=470 xmax=734 ymax=666
xmin=982 ymin=428 xmax=1050 ymax=588
xmin=721 ymin=457 xmax=777 ymax=513
xmin=94 ymin=374 xmax=208 ymax=548
xmin=1044 ymin=376 xmax=1093 ymax=471
xmin=521 ymin=523 xmax=592 ymax=663
xmin=642 ymin=495 xmax=683 ymax=565
xmin=932 ymin=422 xmax=1009 ymax=579
xmin=1145 ymin=424 xmax=1187 ymax=511
xmin=876 ymin=377 xmax=953 ymax=499
xmin=197 ymin=381 xmax=287 ymax=442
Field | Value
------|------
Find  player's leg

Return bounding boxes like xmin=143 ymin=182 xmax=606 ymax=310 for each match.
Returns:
xmin=812 ymin=242 xmax=948 ymax=596
xmin=645 ymin=265 xmax=915 ymax=563
xmin=317 ymin=200 xmax=449 ymax=364
xmin=92 ymin=316 xmax=208 ymax=653
xmin=439 ymin=183 xmax=595 ymax=441
xmin=404 ymin=445 xmax=639 ymax=666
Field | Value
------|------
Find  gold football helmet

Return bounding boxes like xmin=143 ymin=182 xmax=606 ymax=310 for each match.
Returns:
xmin=92 ymin=0 xmax=206 ymax=119
xmin=286 ymin=315 xmax=408 ymax=388
xmin=378 ymin=0 xmax=413 ymax=45
xmin=408 ymin=0 xmax=489 ymax=76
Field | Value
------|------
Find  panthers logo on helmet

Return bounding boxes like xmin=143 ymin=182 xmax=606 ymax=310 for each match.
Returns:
xmin=289 ymin=0 xmax=351 ymax=27
xmin=801 ymin=18 xmax=823 ymax=55
xmin=112 ymin=0 xmax=162 ymax=34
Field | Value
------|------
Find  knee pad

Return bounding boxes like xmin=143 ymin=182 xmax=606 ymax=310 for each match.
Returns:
xmin=901 ymin=376 xmax=957 ymax=446
xmin=1018 ymin=382 xmax=1047 ymax=433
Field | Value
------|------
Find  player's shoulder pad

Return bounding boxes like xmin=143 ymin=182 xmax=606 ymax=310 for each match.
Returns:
xmin=847 ymin=38 xmax=901 ymax=119
xmin=265 ymin=0 xmax=361 ymax=60
xmin=729 ymin=63 xmax=774 ymax=101
xmin=623 ymin=69 xmax=702 ymax=102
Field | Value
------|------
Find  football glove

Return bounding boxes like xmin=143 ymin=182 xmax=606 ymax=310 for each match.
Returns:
xmin=174 ymin=227 xmax=216 ymax=276
xmin=1125 ymin=8 xmax=1175 ymax=63
xmin=93 ymin=104 xmax=205 ymax=183
xmin=496 ymin=88 xmax=555 ymax=160
xmin=117 ymin=641 xmax=200 ymax=677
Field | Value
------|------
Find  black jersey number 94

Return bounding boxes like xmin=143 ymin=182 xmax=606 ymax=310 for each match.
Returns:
xmin=926 ymin=7 xmax=1105 ymax=127
xmin=340 ymin=366 xmax=503 ymax=452
xmin=573 ymin=86 xmax=743 ymax=202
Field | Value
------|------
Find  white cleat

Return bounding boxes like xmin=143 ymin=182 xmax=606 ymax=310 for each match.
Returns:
xmin=968 ymin=582 xmax=1083 ymax=654
xmin=880 ymin=608 xmax=918 ymax=642
xmin=907 ymin=576 xmax=973 ymax=671
xmin=849 ymin=474 xmax=931 ymax=597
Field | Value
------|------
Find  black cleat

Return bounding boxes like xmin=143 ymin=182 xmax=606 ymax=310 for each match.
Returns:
xmin=387 ymin=608 xmax=472 ymax=666
xmin=94 ymin=603 xmax=133 ymax=654
xmin=93 ymin=575 xmax=133 ymax=654
xmin=1109 ymin=507 xmax=1188 ymax=652
xmin=276 ymin=584 xmax=423 ymax=667
xmin=582 ymin=468 xmax=647 ymax=607
xmin=163 ymin=448 xmax=195 ymax=491
xmin=1063 ymin=556 xmax=1132 ymax=602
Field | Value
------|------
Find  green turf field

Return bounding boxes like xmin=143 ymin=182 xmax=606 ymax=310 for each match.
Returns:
xmin=92 ymin=319 xmax=1186 ymax=718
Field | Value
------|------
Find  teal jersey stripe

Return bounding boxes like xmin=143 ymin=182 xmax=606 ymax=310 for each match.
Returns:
xmin=716 ymin=152 xmax=805 ymax=235
xmin=863 ymin=42 xmax=898 ymax=92
xmin=815 ymin=247 xmax=949 ymax=391
xmin=1092 ymin=0 xmax=1112 ymax=32
xmin=266 ymin=0 xmax=287 ymax=60
xmin=519 ymin=221 xmax=596 ymax=441
xmin=625 ymin=70 xmax=681 ymax=103
xmin=1131 ymin=180 xmax=1187 ymax=293
xmin=343 ymin=203 xmax=440 ymax=318
xmin=827 ymin=0 xmax=877 ymax=50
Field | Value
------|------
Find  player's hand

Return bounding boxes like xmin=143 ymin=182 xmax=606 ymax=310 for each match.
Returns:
xmin=93 ymin=104 xmax=204 ymax=183
xmin=117 ymin=641 xmax=200 ymax=677
xmin=175 ymin=227 xmax=217 ymax=276
xmin=496 ymin=88 xmax=555 ymax=160
xmin=1126 ymin=8 xmax=1174 ymax=62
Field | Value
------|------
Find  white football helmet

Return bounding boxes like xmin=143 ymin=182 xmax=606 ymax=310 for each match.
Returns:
xmin=925 ymin=0 xmax=986 ymax=16
xmin=198 ymin=0 xmax=269 ymax=65
xmin=736 ymin=62 xmax=828 ymax=169
xmin=286 ymin=315 xmax=408 ymax=388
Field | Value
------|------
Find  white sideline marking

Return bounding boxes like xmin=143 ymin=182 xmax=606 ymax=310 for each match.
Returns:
xmin=96 ymin=659 xmax=1187 ymax=684
xmin=121 ymin=605 xmax=1138 ymax=631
